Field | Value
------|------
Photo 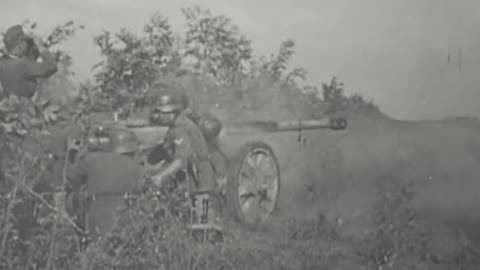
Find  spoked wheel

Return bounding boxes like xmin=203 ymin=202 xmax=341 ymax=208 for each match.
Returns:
xmin=226 ymin=141 xmax=281 ymax=227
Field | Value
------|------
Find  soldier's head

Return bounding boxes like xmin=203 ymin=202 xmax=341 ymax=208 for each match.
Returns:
xmin=3 ymin=25 xmax=35 ymax=57
xmin=150 ymin=89 xmax=185 ymax=126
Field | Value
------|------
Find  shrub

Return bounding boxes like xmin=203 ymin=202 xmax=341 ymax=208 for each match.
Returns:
xmin=359 ymin=174 xmax=480 ymax=270
xmin=1 ymin=5 xmax=475 ymax=270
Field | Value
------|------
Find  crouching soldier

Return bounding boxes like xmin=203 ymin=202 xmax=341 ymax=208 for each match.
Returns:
xmin=147 ymin=88 xmax=223 ymax=234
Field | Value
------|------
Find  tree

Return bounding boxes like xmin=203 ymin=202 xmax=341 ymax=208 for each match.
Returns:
xmin=92 ymin=13 xmax=181 ymax=112
xmin=322 ymin=76 xmax=347 ymax=114
xmin=181 ymin=5 xmax=253 ymax=86
xmin=268 ymin=39 xmax=296 ymax=81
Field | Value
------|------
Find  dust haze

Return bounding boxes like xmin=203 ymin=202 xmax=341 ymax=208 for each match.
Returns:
xmin=2 ymin=1 xmax=480 ymax=269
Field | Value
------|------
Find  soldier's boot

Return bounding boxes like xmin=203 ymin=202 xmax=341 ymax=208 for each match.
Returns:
xmin=189 ymin=188 xmax=224 ymax=242
xmin=206 ymin=192 xmax=223 ymax=231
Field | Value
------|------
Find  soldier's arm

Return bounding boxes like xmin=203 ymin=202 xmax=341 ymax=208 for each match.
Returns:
xmin=183 ymin=92 xmax=201 ymax=122
xmin=22 ymin=49 xmax=58 ymax=79
xmin=65 ymin=157 xmax=88 ymax=191
xmin=153 ymin=159 xmax=183 ymax=182
xmin=152 ymin=128 xmax=192 ymax=186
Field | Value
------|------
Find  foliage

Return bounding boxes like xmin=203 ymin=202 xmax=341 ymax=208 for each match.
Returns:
xmin=322 ymin=77 xmax=348 ymax=114
xmin=80 ymin=179 xmax=348 ymax=270
xmin=181 ymin=5 xmax=253 ymax=86
xmin=2 ymin=5 xmax=476 ymax=270
xmin=263 ymin=39 xmax=308 ymax=85
xmin=0 ymin=21 xmax=85 ymax=270
xmin=322 ymin=76 xmax=382 ymax=116
xmin=87 ymin=6 xmax=345 ymax=119
xmin=92 ymin=14 xmax=180 ymax=111
xmin=0 ymin=93 xmax=82 ymax=269
xmin=85 ymin=183 xmax=195 ymax=270
xmin=358 ymin=174 xmax=480 ymax=270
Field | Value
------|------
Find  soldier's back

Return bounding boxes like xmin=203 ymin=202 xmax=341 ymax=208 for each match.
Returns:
xmin=175 ymin=114 xmax=209 ymax=155
xmin=0 ymin=56 xmax=37 ymax=98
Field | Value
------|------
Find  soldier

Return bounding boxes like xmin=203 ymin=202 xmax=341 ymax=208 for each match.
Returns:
xmin=147 ymin=88 xmax=223 ymax=230
xmin=0 ymin=25 xmax=58 ymax=184
xmin=0 ymin=24 xmax=58 ymax=99
xmin=0 ymin=25 xmax=58 ymax=257
xmin=150 ymin=79 xmax=201 ymax=123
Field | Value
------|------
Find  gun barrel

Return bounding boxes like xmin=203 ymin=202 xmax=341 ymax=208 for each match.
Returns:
xmin=275 ymin=119 xmax=331 ymax=131
xmin=228 ymin=117 xmax=347 ymax=133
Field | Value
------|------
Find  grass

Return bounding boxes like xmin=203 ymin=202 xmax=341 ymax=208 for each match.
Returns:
xmin=2 ymin=169 xmax=480 ymax=270
xmin=1 ymin=88 xmax=479 ymax=269
xmin=1 ymin=7 xmax=477 ymax=269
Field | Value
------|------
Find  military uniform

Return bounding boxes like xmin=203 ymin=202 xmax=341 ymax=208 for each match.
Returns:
xmin=164 ymin=112 xmax=216 ymax=190
xmin=150 ymin=88 xmax=224 ymax=235
xmin=0 ymin=25 xmax=57 ymax=194
xmin=0 ymin=52 xmax=57 ymax=98
xmin=0 ymin=25 xmax=58 ymax=99
xmin=0 ymin=25 xmax=58 ymax=127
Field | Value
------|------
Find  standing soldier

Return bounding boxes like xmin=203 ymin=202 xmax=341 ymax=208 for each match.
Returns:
xmin=0 ymin=24 xmax=58 ymax=193
xmin=0 ymin=24 xmax=58 ymax=99
xmin=0 ymin=24 xmax=58 ymax=258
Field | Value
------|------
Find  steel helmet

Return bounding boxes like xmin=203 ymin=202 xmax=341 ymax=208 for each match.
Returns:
xmin=198 ymin=114 xmax=222 ymax=141
xmin=3 ymin=25 xmax=29 ymax=52
xmin=155 ymin=89 xmax=185 ymax=113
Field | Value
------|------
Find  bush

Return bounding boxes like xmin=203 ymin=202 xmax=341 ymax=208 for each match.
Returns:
xmin=1 ymin=5 xmax=476 ymax=270
xmin=358 ymin=174 xmax=480 ymax=270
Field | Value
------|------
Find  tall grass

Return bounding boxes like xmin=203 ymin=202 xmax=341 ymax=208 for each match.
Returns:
xmin=1 ymin=5 xmax=478 ymax=270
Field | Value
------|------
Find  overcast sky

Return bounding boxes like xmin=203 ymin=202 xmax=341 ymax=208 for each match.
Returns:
xmin=2 ymin=0 xmax=480 ymax=120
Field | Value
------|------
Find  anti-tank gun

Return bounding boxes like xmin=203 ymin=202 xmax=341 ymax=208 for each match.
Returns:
xmin=65 ymin=113 xmax=347 ymax=238
xmin=83 ymin=115 xmax=346 ymax=152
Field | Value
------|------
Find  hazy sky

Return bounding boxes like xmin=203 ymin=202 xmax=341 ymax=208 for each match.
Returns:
xmin=2 ymin=0 xmax=480 ymax=120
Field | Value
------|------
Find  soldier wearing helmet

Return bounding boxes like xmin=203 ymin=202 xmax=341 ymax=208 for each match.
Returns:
xmin=147 ymin=89 xmax=223 ymax=226
xmin=0 ymin=25 xmax=58 ymax=186
xmin=0 ymin=24 xmax=58 ymax=99
xmin=148 ymin=89 xmax=215 ymax=189
xmin=0 ymin=25 xmax=59 ymax=254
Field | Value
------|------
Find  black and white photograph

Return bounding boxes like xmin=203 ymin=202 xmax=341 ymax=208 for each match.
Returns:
xmin=1 ymin=1 xmax=479 ymax=269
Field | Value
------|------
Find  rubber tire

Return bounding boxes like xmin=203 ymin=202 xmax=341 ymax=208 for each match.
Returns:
xmin=226 ymin=141 xmax=281 ymax=228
